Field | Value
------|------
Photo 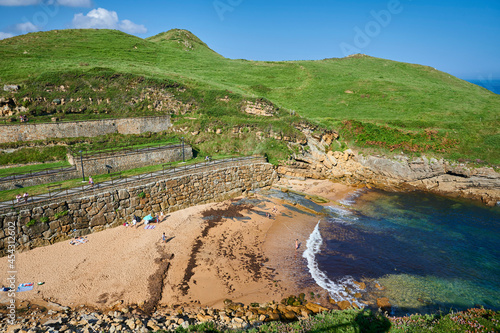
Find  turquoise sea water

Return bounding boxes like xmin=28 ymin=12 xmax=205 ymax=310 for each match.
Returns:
xmin=467 ymin=79 xmax=500 ymax=94
xmin=304 ymin=190 xmax=500 ymax=315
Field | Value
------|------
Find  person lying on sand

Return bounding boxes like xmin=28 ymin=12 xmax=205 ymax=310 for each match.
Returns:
xmin=78 ymin=237 xmax=88 ymax=244
xmin=69 ymin=237 xmax=88 ymax=245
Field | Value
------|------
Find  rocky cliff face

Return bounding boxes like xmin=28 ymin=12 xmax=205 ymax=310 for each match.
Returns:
xmin=278 ymin=134 xmax=500 ymax=206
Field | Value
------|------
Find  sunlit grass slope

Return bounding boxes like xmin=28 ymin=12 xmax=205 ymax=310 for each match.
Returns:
xmin=0 ymin=29 xmax=498 ymax=164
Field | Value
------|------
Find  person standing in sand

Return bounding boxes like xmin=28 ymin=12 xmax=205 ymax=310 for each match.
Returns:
xmin=162 ymin=232 xmax=166 ymax=243
xmin=295 ymin=239 xmax=299 ymax=250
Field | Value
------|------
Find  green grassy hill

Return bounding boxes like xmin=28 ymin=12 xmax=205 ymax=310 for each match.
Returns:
xmin=0 ymin=29 xmax=498 ymax=165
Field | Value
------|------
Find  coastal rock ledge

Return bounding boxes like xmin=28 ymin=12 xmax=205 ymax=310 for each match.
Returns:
xmin=277 ymin=135 xmax=500 ymax=206
xmin=0 ymin=300 xmax=331 ymax=332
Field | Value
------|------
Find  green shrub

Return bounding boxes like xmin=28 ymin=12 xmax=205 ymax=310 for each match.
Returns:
xmin=53 ymin=210 xmax=69 ymax=219
xmin=27 ymin=219 xmax=36 ymax=227
xmin=138 ymin=191 xmax=146 ymax=199
xmin=40 ymin=216 xmax=49 ymax=223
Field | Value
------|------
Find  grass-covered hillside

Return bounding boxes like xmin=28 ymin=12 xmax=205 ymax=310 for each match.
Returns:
xmin=0 ymin=28 xmax=498 ymax=165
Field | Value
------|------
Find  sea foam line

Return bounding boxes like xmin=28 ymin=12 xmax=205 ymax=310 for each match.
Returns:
xmin=325 ymin=206 xmax=358 ymax=225
xmin=339 ymin=188 xmax=365 ymax=206
xmin=303 ymin=221 xmax=364 ymax=307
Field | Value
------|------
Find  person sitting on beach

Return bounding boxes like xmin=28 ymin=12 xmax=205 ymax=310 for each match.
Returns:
xmin=132 ymin=215 xmax=140 ymax=228
xmin=158 ymin=211 xmax=165 ymax=222
xmin=272 ymin=205 xmax=278 ymax=214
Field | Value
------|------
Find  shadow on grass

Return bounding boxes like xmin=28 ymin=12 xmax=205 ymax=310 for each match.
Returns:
xmin=307 ymin=310 xmax=391 ymax=333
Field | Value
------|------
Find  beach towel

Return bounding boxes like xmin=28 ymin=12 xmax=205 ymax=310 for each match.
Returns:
xmin=144 ymin=225 xmax=156 ymax=230
xmin=17 ymin=283 xmax=34 ymax=292
xmin=143 ymin=214 xmax=154 ymax=222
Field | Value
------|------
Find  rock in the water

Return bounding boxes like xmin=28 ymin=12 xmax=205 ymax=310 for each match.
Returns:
xmin=353 ymin=281 xmax=366 ymax=290
xmin=377 ymin=297 xmax=392 ymax=312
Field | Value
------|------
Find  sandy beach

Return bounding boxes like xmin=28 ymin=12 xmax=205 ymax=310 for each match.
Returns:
xmin=1 ymin=179 xmax=358 ymax=312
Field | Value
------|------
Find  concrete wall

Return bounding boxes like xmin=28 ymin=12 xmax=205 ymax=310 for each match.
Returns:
xmin=0 ymin=144 xmax=192 ymax=191
xmin=0 ymin=116 xmax=171 ymax=143
xmin=0 ymin=160 xmax=276 ymax=256
xmin=71 ymin=144 xmax=193 ymax=178
xmin=0 ymin=168 xmax=77 ymax=192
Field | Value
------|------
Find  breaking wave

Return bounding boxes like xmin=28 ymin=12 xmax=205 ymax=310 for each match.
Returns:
xmin=302 ymin=221 xmax=364 ymax=307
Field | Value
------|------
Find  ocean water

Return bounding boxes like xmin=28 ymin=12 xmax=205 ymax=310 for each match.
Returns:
xmin=467 ymin=79 xmax=500 ymax=94
xmin=303 ymin=190 xmax=500 ymax=315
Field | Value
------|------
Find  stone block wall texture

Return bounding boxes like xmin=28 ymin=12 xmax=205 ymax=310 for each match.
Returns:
xmin=0 ymin=116 xmax=171 ymax=143
xmin=0 ymin=145 xmax=191 ymax=191
xmin=0 ymin=160 xmax=276 ymax=256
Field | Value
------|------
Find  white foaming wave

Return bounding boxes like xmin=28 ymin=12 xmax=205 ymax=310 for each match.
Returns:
xmin=339 ymin=189 xmax=365 ymax=206
xmin=303 ymin=221 xmax=364 ymax=307
xmin=325 ymin=206 xmax=358 ymax=225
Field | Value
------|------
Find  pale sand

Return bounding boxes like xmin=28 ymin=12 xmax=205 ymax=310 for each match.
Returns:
xmin=0 ymin=180 xmax=358 ymax=311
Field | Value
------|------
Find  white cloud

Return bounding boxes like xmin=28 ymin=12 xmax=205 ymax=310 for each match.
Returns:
xmin=0 ymin=32 xmax=14 ymax=40
xmin=15 ymin=21 xmax=39 ymax=33
xmin=72 ymin=8 xmax=118 ymax=29
xmin=118 ymin=19 xmax=147 ymax=34
xmin=72 ymin=8 xmax=147 ymax=34
xmin=0 ymin=0 xmax=39 ymax=5
xmin=0 ymin=0 xmax=92 ymax=6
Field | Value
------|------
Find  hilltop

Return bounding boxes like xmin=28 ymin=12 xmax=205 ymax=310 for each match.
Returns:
xmin=0 ymin=28 xmax=498 ymax=165
xmin=147 ymin=28 xmax=220 ymax=55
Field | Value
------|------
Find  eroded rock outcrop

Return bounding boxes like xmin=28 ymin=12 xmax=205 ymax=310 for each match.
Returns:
xmin=278 ymin=133 xmax=500 ymax=206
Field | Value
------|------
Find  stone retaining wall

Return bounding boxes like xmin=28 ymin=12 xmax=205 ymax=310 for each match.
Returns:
xmin=0 ymin=161 xmax=276 ymax=256
xmin=0 ymin=116 xmax=171 ymax=143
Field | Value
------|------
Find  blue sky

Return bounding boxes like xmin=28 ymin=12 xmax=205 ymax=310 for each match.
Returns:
xmin=0 ymin=0 xmax=499 ymax=81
